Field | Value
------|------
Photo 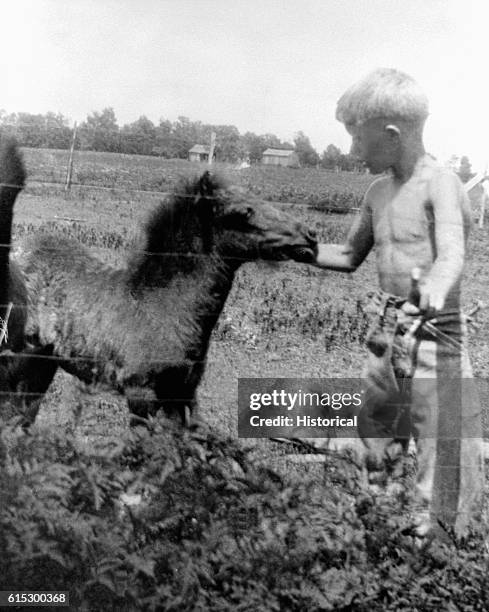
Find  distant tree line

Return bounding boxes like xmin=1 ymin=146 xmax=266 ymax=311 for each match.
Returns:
xmin=0 ymin=107 xmax=363 ymax=169
xmin=0 ymin=111 xmax=74 ymax=149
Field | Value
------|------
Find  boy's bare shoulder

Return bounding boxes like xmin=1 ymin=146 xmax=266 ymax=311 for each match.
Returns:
xmin=421 ymin=157 xmax=466 ymax=202
xmin=418 ymin=155 xmax=461 ymax=184
xmin=430 ymin=165 xmax=463 ymax=187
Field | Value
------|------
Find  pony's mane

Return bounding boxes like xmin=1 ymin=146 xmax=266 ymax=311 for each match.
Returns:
xmin=145 ymin=172 xmax=228 ymax=252
xmin=128 ymin=171 xmax=229 ymax=287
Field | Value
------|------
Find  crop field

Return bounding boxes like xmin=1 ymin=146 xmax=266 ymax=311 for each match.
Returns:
xmin=3 ymin=148 xmax=489 ymax=609
xmin=22 ymin=146 xmax=371 ymax=210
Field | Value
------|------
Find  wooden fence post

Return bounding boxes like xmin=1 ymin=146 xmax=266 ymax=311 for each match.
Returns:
xmin=464 ymin=169 xmax=488 ymax=228
xmin=479 ymin=179 xmax=489 ymax=228
xmin=208 ymin=132 xmax=216 ymax=165
xmin=65 ymin=122 xmax=78 ymax=191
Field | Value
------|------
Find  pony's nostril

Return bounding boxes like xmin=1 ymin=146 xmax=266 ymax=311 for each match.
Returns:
xmin=307 ymin=229 xmax=317 ymax=243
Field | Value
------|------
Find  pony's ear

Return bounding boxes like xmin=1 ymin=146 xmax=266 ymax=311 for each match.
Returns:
xmin=198 ymin=171 xmax=215 ymax=197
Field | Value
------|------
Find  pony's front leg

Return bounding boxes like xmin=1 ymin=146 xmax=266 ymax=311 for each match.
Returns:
xmin=125 ymin=386 xmax=188 ymax=427
xmin=153 ymin=364 xmax=201 ymax=427
xmin=158 ymin=397 xmax=196 ymax=427
xmin=126 ymin=392 xmax=199 ymax=429
xmin=125 ymin=386 xmax=159 ymax=426
xmin=183 ymin=398 xmax=201 ymax=429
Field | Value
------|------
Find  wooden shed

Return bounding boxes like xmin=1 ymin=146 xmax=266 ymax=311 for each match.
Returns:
xmin=188 ymin=144 xmax=212 ymax=162
xmin=261 ymin=148 xmax=299 ymax=168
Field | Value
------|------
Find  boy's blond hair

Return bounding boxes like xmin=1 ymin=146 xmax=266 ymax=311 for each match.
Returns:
xmin=336 ymin=68 xmax=429 ymax=127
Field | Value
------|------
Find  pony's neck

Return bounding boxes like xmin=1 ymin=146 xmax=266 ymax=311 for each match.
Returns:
xmin=127 ymin=193 xmax=214 ymax=289
xmin=189 ymin=257 xmax=239 ymax=357
xmin=125 ymin=182 xmax=242 ymax=357
xmin=128 ymin=249 xmax=211 ymax=289
xmin=129 ymin=251 xmax=240 ymax=361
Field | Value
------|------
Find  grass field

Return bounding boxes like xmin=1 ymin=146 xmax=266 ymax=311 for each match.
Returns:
xmin=4 ymin=148 xmax=489 ymax=608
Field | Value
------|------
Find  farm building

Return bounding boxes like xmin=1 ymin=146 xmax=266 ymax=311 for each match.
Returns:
xmin=262 ymin=148 xmax=299 ymax=168
xmin=188 ymin=144 xmax=212 ymax=163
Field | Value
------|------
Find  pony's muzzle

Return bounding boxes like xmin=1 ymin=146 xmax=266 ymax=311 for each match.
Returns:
xmin=289 ymin=228 xmax=318 ymax=263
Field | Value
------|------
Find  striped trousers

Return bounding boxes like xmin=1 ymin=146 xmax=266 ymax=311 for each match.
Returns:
xmin=361 ymin=298 xmax=484 ymax=537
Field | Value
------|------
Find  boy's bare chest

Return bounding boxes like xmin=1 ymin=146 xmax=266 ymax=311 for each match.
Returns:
xmin=372 ymin=181 xmax=433 ymax=246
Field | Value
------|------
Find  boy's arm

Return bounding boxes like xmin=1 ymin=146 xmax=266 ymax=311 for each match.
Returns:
xmin=315 ymin=198 xmax=374 ymax=272
xmin=420 ymin=171 xmax=466 ymax=311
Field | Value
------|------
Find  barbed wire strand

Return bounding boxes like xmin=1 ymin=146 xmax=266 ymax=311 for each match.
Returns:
xmin=0 ymin=353 xmax=209 ymax=367
xmin=1 ymin=242 xmax=320 ymax=264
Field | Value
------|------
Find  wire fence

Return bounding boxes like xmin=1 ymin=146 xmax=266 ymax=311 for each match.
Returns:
xmin=21 ymin=178 xmax=360 ymax=212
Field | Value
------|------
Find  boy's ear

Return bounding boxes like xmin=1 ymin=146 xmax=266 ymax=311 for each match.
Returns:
xmin=385 ymin=124 xmax=401 ymax=137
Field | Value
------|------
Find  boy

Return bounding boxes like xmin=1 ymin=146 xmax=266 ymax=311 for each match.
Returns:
xmin=314 ymin=68 xmax=484 ymax=539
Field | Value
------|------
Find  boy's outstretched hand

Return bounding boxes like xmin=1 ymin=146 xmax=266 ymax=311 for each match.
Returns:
xmin=311 ymin=243 xmax=358 ymax=272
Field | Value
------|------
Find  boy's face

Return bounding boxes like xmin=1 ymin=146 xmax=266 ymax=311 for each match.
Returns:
xmin=347 ymin=118 xmax=400 ymax=174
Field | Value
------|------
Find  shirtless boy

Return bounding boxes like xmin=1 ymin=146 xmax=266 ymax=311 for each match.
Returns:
xmin=314 ymin=68 xmax=484 ymax=538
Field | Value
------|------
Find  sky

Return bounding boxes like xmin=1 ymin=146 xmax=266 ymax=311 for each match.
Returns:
xmin=1 ymin=0 xmax=488 ymax=170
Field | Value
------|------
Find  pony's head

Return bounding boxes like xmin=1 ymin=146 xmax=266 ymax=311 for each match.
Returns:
xmin=192 ymin=171 xmax=318 ymax=266
xmin=133 ymin=170 xmax=318 ymax=287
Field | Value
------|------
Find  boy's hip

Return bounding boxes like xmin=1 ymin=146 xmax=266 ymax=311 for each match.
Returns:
xmin=364 ymin=290 xmax=468 ymax=378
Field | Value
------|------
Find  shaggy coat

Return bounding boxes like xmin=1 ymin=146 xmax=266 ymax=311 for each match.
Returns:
xmin=12 ymin=172 xmax=317 ymax=424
